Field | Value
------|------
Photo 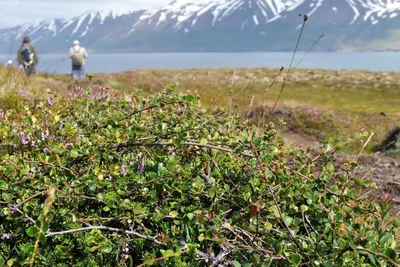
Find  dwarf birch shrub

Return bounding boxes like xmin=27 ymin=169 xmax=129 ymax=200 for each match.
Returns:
xmin=0 ymin=84 xmax=399 ymax=267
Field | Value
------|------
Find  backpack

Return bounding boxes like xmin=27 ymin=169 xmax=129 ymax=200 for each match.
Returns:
xmin=21 ymin=45 xmax=32 ymax=63
xmin=71 ymin=47 xmax=84 ymax=67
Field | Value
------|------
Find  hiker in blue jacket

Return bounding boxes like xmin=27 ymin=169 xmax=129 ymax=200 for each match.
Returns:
xmin=17 ymin=36 xmax=39 ymax=77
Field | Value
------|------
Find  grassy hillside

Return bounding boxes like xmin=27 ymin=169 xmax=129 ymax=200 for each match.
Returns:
xmin=21 ymin=67 xmax=400 ymax=153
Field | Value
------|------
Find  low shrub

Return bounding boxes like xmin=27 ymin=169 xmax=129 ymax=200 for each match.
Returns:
xmin=0 ymin=84 xmax=399 ymax=266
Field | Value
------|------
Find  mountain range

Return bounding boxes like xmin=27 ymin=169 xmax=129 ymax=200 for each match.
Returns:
xmin=0 ymin=0 xmax=399 ymax=53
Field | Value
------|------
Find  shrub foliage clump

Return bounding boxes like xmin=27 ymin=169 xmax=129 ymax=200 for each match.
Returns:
xmin=0 ymin=84 xmax=399 ymax=266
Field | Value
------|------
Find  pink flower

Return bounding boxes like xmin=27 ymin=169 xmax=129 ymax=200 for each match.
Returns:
xmin=19 ymin=132 xmax=29 ymax=145
xmin=41 ymin=130 xmax=50 ymax=141
xmin=137 ymin=161 xmax=145 ymax=174
xmin=1 ymin=233 xmax=12 ymax=240
xmin=120 ymin=164 xmax=127 ymax=177
xmin=47 ymin=98 xmax=55 ymax=106
xmin=121 ymin=254 xmax=129 ymax=261
xmin=75 ymin=85 xmax=83 ymax=95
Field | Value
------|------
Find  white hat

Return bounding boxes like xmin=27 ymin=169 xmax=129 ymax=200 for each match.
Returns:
xmin=73 ymin=40 xmax=80 ymax=46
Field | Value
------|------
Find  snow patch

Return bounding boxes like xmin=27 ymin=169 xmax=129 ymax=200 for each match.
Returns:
xmin=72 ymin=13 xmax=89 ymax=35
xmin=253 ymin=15 xmax=259 ymax=25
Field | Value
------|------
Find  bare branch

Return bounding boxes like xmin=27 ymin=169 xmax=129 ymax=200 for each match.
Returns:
xmin=8 ymin=205 xmax=35 ymax=224
xmin=14 ymin=191 xmax=45 ymax=209
xmin=46 ymin=225 xmax=164 ymax=245
xmin=212 ymin=245 xmax=232 ymax=267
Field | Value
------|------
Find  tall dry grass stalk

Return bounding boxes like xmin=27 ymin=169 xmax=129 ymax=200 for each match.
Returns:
xmin=29 ymin=187 xmax=56 ymax=267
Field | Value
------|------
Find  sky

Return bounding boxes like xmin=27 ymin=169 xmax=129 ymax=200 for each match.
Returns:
xmin=0 ymin=0 xmax=206 ymax=28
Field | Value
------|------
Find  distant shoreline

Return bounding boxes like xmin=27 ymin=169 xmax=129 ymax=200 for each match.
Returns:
xmin=3 ymin=49 xmax=400 ymax=55
xmin=1 ymin=51 xmax=399 ymax=73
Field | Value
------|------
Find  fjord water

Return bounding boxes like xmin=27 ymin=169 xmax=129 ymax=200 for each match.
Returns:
xmin=1 ymin=52 xmax=399 ymax=73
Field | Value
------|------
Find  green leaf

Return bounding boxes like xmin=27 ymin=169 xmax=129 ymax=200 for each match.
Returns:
xmin=385 ymin=248 xmax=397 ymax=260
xmin=268 ymin=206 xmax=280 ymax=218
xmin=367 ymin=253 xmax=376 ymax=265
xmin=0 ymin=257 xmax=4 ymax=267
xmin=21 ymin=244 xmax=35 ymax=255
xmin=26 ymin=226 xmax=39 ymax=237
xmin=1 ymin=193 xmax=13 ymax=202
xmin=186 ymin=213 xmax=195 ymax=221
xmin=393 ymin=218 xmax=400 ymax=227
xmin=38 ymin=232 xmax=46 ymax=244
xmin=354 ymin=178 xmax=364 ymax=187
xmin=324 ymin=260 xmax=334 ymax=267
xmin=169 ymin=211 xmax=178 ymax=218
xmin=198 ymin=234 xmax=205 ymax=242
xmin=6 ymin=259 xmax=14 ymax=267
xmin=325 ymin=162 xmax=334 ymax=173
xmin=70 ymin=150 xmax=79 ymax=158
xmin=289 ymin=254 xmax=302 ymax=265
xmin=102 ymin=243 xmax=112 ymax=253
xmin=161 ymin=249 xmax=174 ymax=258
xmin=232 ymin=260 xmax=242 ymax=267
xmin=42 ymin=221 xmax=49 ymax=233
xmin=380 ymin=233 xmax=393 ymax=246
xmin=300 ymin=205 xmax=308 ymax=212
xmin=200 ymin=138 xmax=207 ymax=145
xmin=182 ymin=95 xmax=196 ymax=104
xmin=144 ymin=258 xmax=154 ymax=266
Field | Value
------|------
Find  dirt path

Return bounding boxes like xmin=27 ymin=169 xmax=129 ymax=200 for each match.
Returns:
xmin=281 ymin=131 xmax=400 ymax=212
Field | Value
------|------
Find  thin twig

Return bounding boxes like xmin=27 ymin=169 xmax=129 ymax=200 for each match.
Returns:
xmin=304 ymin=214 xmax=319 ymax=235
xmin=336 ymin=247 xmax=400 ymax=267
xmin=46 ymin=225 xmax=214 ymax=264
xmin=287 ymin=14 xmax=308 ymax=79
xmin=46 ymin=226 xmax=163 ymax=244
xmin=209 ymin=70 xmax=236 ymax=110
xmin=257 ymin=66 xmax=284 ymax=127
xmin=14 ymin=191 xmax=45 ymax=209
xmin=294 ymin=33 xmax=324 ymax=69
xmin=252 ymin=143 xmax=304 ymax=252
xmin=136 ymin=251 xmax=188 ymax=267
xmin=270 ymin=76 xmax=286 ymax=115
xmin=353 ymin=132 xmax=374 ymax=163
xmin=112 ymin=141 xmax=254 ymax=158
xmin=25 ymin=160 xmax=77 ymax=177
xmin=96 ymin=101 xmax=181 ymax=129
xmin=302 ymin=212 xmax=311 ymax=238
xmin=270 ymin=14 xmax=308 ymax=115
xmin=8 ymin=205 xmax=35 ymax=224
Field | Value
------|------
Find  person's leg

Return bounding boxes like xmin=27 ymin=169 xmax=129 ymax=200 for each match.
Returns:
xmin=31 ymin=64 xmax=36 ymax=76
xmin=78 ymin=66 xmax=84 ymax=80
xmin=72 ymin=66 xmax=78 ymax=80
xmin=81 ymin=66 xmax=85 ymax=79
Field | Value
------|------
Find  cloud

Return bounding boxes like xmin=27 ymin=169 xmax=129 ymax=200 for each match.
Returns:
xmin=0 ymin=0 xmax=170 ymax=28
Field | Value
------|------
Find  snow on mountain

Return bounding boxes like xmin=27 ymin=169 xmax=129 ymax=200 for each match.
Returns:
xmin=345 ymin=0 xmax=400 ymax=24
xmin=0 ymin=0 xmax=399 ymax=53
xmin=131 ymin=0 xmax=300 ymax=31
xmin=128 ymin=0 xmax=400 ymax=33
xmin=1 ymin=8 xmax=141 ymax=42
xmin=131 ymin=0 xmax=204 ymax=30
